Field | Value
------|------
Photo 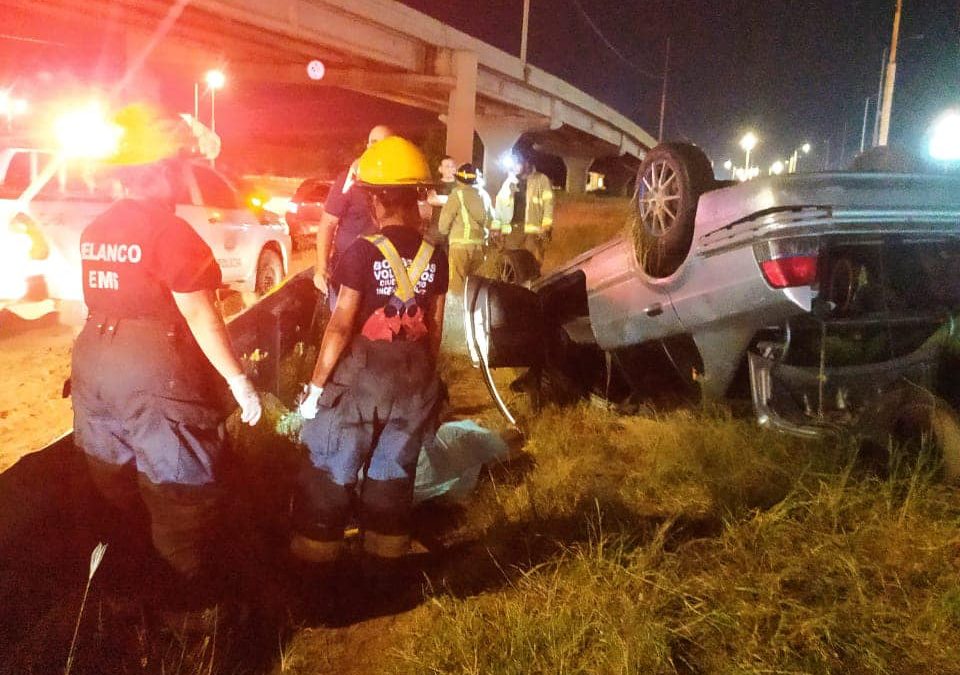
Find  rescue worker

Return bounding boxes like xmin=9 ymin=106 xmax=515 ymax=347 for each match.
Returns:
xmin=437 ymin=162 xmax=492 ymax=295
xmin=295 ymin=136 xmax=447 ymax=577
xmin=492 ymin=155 xmax=555 ymax=267
xmin=71 ymin=104 xmax=262 ymax=613
xmin=314 ymin=124 xmax=395 ymax=310
xmin=424 ymin=155 xmax=457 ymax=250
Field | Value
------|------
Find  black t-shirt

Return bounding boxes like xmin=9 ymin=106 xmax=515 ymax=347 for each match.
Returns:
xmin=333 ymin=225 xmax=449 ymax=328
xmin=80 ymin=199 xmax=222 ymax=322
xmin=324 ymin=168 xmax=377 ymax=261
xmin=512 ymin=177 xmax=528 ymax=226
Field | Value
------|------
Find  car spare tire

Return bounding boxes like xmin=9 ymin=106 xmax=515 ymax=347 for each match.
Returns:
xmin=632 ymin=143 xmax=714 ymax=278
xmin=255 ymin=248 xmax=284 ymax=296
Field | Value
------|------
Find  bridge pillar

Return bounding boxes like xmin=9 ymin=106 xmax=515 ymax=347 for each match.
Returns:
xmin=562 ymin=154 xmax=594 ymax=194
xmin=476 ymin=116 xmax=538 ymax=196
xmin=444 ymin=50 xmax=479 ymax=164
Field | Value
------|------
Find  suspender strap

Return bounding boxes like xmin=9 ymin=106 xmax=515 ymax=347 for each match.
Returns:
xmin=364 ymin=234 xmax=435 ymax=303
xmin=456 ymin=189 xmax=473 ymax=242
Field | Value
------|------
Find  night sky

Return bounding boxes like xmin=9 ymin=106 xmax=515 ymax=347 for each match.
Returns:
xmin=400 ymin=0 xmax=960 ymax=171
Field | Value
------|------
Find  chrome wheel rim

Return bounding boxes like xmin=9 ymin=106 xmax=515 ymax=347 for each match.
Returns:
xmin=638 ymin=160 xmax=681 ymax=237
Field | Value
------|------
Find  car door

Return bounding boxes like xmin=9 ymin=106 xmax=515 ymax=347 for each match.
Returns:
xmin=187 ymin=164 xmax=254 ymax=284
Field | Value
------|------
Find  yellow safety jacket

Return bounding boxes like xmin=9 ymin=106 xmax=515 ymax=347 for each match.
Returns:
xmin=491 ymin=170 xmax=555 ymax=235
xmin=437 ymin=184 xmax=492 ymax=247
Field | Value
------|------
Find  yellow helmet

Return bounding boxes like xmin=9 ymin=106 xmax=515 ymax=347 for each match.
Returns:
xmin=106 ymin=103 xmax=192 ymax=166
xmin=356 ymin=136 xmax=431 ymax=187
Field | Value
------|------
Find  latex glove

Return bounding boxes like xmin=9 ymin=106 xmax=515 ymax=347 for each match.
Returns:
xmin=227 ymin=374 xmax=262 ymax=426
xmin=298 ymin=383 xmax=324 ymax=420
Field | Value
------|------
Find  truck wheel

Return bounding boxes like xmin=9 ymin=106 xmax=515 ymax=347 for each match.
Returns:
xmin=254 ymin=248 xmax=284 ymax=296
xmin=498 ymin=249 xmax=540 ymax=285
xmin=632 ymin=143 xmax=714 ymax=278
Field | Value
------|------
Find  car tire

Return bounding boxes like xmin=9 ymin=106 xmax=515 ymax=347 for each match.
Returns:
xmin=497 ymin=249 xmax=540 ymax=285
xmin=632 ymin=142 xmax=714 ymax=278
xmin=254 ymin=248 xmax=284 ymax=296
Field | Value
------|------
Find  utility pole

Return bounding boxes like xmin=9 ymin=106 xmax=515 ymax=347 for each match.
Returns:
xmin=658 ymin=36 xmax=671 ymax=142
xmin=860 ymin=96 xmax=872 ymax=153
xmin=520 ymin=0 xmax=531 ymax=67
xmin=872 ymin=47 xmax=888 ymax=146
xmin=878 ymin=0 xmax=903 ymax=146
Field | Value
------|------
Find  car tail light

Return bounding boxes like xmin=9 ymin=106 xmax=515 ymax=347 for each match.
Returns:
xmin=760 ymin=256 xmax=818 ymax=288
xmin=10 ymin=214 xmax=49 ymax=260
xmin=754 ymin=238 xmax=819 ymax=289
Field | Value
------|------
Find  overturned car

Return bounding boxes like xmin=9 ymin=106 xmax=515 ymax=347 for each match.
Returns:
xmin=464 ymin=143 xmax=960 ymax=468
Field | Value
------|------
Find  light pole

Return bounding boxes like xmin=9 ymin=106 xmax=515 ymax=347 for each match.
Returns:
xmin=788 ymin=142 xmax=811 ymax=173
xmin=204 ymin=70 xmax=225 ymax=166
xmin=878 ymin=0 xmax=903 ymax=146
xmin=740 ymin=132 xmax=758 ymax=173
xmin=520 ymin=0 xmax=531 ymax=67
xmin=860 ymin=97 xmax=873 ymax=153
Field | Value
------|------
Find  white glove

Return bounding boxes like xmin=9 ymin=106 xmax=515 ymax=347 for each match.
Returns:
xmin=227 ymin=374 xmax=262 ymax=426
xmin=299 ymin=383 xmax=324 ymax=420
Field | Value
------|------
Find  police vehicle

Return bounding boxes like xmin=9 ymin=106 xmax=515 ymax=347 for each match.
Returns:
xmin=0 ymin=147 xmax=292 ymax=321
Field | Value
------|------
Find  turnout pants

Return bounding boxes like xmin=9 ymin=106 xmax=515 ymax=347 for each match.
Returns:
xmin=295 ymin=337 xmax=442 ymax=561
xmin=72 ymin=316 xmax=230 ymax=602
xmin=448 ymin=244 xmax=484 ymax=296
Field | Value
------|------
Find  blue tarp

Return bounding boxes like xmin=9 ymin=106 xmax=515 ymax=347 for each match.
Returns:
xmin=414 ymin=420 xmax=510 ymax=503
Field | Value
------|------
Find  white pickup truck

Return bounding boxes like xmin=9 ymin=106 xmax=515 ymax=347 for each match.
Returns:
xmin=0 ymin=148 xmax=292 ymax=321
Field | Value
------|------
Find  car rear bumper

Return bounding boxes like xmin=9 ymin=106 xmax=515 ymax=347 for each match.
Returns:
xmin=747 ymin=338 xmax=944 ymax=438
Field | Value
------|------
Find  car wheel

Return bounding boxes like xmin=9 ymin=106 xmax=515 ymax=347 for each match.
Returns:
xmin=254 ymin=248 xmax=284 ymax=296
xmin=632 ymin=142 xmax=714 ymax=278
xmin=497 ymin=249 xmax=540 ymax=285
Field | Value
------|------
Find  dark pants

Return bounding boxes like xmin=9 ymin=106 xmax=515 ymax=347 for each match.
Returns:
xmin=72 ymin=317 xmax=230 ymax=599
xmin=295 ymin=337 xmax=442 ymax=555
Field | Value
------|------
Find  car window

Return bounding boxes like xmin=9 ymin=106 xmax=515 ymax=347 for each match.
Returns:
xmin=193 ymin=166 xmax=238 ymax=209
xmin=2 ymin=152 xmax=32 ymax=193
xmin=306 ymin=183 xmax=330 ymax=203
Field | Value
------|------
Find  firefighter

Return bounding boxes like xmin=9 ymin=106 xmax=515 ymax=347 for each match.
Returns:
xmin=424 ymin=155 xmax=458 ymax=250
xmin=492 ymin=155 xmax=555 ymax=267
xmin=71 ymin=104 xmax=262 ymax=613
xmin=437 ymin=162 xmax=492 ymax=295
xmin=295 ymin=136 xmax=448 ymax=575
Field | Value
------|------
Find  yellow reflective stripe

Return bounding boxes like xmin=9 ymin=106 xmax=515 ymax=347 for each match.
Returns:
xmin=364 ymin=234 xmax=433 ymax=303
xmin=290 ymin=534 xmax=343 ymax=563
xmin=542 ymin=190 xmax=554 ymax=201
xmin=530 ymin=197 xmax=542 ymax=205
xmin=407 ymin=240 xmax=435 ymax=292
xmin=542 ymin=217 xmax=554 ymax=227
xmin=363 ymin=531 xmax=410 ymax=559
xmin=524 ymin=223 xmax=542 ymax=234
xmin=456 ymin=189 xmax=473 ymax=241
xmin=501 ymin=223 xmax=513 ymax=234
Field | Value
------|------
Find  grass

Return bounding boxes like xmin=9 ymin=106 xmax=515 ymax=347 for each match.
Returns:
xmin=387 ymin=403 xmax=960 ymax=675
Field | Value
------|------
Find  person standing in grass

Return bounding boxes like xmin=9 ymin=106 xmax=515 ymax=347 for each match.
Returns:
xmin=295 ymin=136 xmax=448 ymax=583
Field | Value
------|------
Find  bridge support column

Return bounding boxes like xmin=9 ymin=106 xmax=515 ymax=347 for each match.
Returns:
xmin=562 ymin=154 xmax=594 ymax=194
xmin=444 ymin=51 xmax=478 ymax=164
xmin=476 ymin=116 xmax=537 ymax=196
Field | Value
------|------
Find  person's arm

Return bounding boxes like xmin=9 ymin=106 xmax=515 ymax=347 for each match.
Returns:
xmin=174 ymin=289 xmax=261 ymax=425
xmin=314 ymin=211 xmax=339 ymax=293
xmin=426 ymin=293 xmax=446 ymax=363
xmin=426 ymin=189 xmax=448 ymax=207
xmin=310 ymin=285 xmax=361 ymax=387
xmin=541 ymin=176 xmax=555 ymax=230
xmin=437 ymin=194 xmax=457 ymax=236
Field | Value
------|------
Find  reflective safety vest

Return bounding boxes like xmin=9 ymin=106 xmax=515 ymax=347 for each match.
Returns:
xmin=359 ymin=234 xmax=435 ymax=343
xmin=438 ymin=184 xmax=491 ymax=246
xmin=491 ymin=170 xmax=555 ymax=235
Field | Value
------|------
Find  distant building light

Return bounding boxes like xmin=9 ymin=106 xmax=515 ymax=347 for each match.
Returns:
xmin=929 ymin=111 xmax=960 ymax=161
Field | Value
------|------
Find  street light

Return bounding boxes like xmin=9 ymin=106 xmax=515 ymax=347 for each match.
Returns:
xmin=770 ymin=160 xmax=785 ymax=175
xmin=929 ymin=111 xmax=960 ymax=162
xmin=740 ymin=132 xmax=758 ymax=172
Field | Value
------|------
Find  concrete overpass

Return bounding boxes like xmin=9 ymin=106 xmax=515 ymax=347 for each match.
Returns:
xmin=11 ymin=0 xmax=657 ymax=190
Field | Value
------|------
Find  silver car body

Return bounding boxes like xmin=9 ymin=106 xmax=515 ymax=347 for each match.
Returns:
xmin=467 ymin=171 xmax=960 ymax=432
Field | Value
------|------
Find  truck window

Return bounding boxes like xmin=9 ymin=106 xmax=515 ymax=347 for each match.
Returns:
xmin=193 ymin=166 xmax=238 ymax=209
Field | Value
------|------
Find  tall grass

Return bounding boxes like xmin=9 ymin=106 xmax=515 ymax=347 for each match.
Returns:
xmin=391 ymin=404 xmax=960 ymax=674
